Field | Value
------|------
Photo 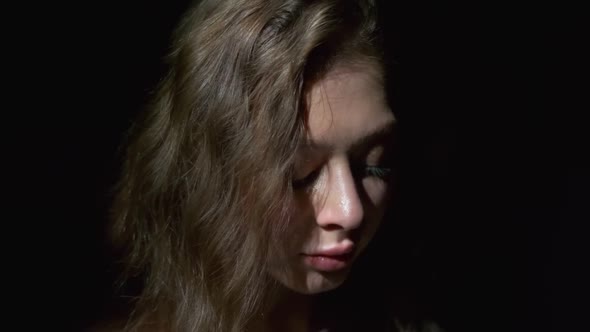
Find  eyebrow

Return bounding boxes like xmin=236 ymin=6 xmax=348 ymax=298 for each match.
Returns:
xmin=299 ymin=119 xmax=397 ymax=154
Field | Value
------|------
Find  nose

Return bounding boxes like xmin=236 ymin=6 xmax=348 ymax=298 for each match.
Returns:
xmin=314 ymin=159 xmax=364 ymax=231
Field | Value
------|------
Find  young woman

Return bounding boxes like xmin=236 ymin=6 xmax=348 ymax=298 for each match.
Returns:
xmin=108 ymin=0 xmax=439 ymax=331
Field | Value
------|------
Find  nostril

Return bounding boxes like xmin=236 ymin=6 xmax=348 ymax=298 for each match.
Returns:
xmin=320 ymin=224 xmax=344 ymax=231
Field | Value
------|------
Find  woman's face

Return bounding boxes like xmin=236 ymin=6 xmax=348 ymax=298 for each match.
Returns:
xmin=268 ymin=63 xmax=396 ymax=294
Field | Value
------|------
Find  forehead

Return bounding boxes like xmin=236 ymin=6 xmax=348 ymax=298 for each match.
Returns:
xmin=303 ymin=65 xmax=395 ymax=150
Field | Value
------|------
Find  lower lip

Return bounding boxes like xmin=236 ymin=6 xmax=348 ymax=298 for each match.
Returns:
xmin=302 ymin=254 xmax=352 ymax=272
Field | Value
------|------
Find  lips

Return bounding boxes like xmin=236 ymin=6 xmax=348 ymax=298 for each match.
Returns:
xmin=301 ymin=243 xmax=355 ymax=272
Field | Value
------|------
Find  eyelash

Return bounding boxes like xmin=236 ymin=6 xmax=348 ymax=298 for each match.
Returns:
xmin=291 ymin=165 xmax=392 ymax=190
xmin=291 ymin=168 xmax=321 ymax=189
xmin=364 ymin=166 xmax=392 ymax=179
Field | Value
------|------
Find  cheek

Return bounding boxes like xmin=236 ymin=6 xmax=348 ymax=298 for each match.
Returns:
xmin=283 ymin=194 xmax=316 ymax=249
xmin=360 ymin=179 xmax=390 ymax=238
xmin=362 ymin=179 xmax=390 ymax=209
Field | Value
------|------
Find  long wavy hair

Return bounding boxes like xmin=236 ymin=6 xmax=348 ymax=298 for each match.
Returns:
xmin=109 ymin=0 xmax=433 ymax=331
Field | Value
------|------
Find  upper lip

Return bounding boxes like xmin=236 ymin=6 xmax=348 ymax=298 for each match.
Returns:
xmin=304 ymin=243 xmax=355 ymax=257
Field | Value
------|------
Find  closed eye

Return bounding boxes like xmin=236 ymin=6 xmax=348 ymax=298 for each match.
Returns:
xmin=292 ymin=168 xmax=321 ymax=190
xmin=365 ymin=166 xmax=392 ymax=180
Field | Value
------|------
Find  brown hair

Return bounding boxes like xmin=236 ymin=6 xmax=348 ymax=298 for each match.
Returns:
xmin=110 ymin=0 xmax=389 ymax=331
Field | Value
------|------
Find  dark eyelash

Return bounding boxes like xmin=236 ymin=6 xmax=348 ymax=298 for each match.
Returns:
xmin=292 ymin=168 xmax=321 ymax=189
xmin=292 ymin=165 xmax=393 ymax=190
xmin=364 ymin=166 xmax=392 ymax=180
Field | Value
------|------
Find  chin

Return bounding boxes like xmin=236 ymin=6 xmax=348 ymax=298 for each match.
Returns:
xmin=290 ymin=269 xmax=351 ymax=295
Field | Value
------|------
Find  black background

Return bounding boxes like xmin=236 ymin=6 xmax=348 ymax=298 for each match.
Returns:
xmin=10 ymin=1 xmax=587 ymax=331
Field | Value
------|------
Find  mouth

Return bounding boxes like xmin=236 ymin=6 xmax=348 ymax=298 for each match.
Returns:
xmin=301 ymin=243 xmax=355 ymax=272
